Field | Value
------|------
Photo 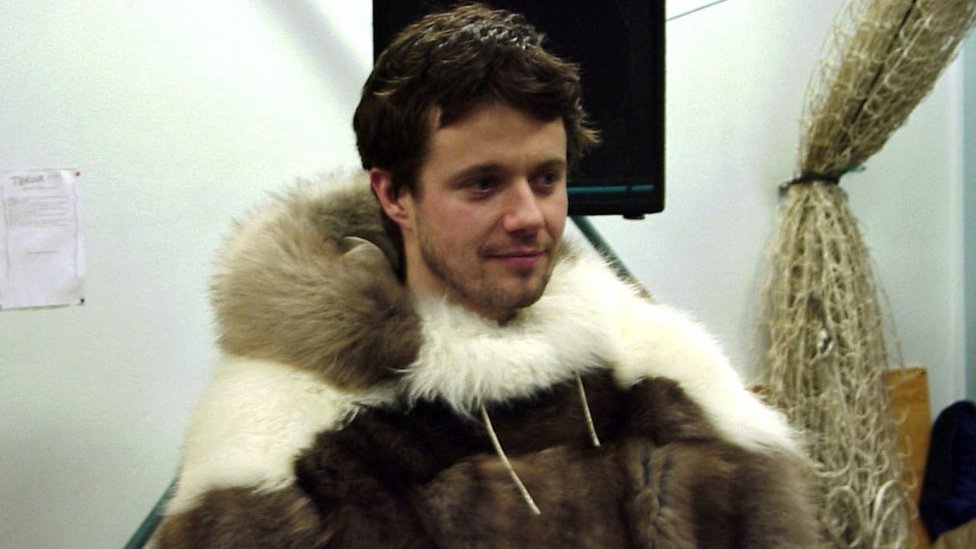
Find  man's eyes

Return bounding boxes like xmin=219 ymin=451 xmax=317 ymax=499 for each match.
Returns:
xmin=460 ymin=171 xmax=564 ymax=197
xmin=465 ymin=177 xmax=498 ymax=195
xmin=471 ymin=178 xmax=496 ymax=191
xmin=532 ymin=171 xmax=564 ymax=192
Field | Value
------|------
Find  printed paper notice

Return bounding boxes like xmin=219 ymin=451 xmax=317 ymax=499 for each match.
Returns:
xmin=0 ymin=170 xmax=85 ymax=309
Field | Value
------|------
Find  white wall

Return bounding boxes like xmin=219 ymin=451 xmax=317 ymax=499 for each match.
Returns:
xmin=0 ymin=1 xmax=967 ymax=547
xmin=0 ymin=2 xmax=372 ymax=547
xmin=964 ymin=32 xmax=975 ymax=402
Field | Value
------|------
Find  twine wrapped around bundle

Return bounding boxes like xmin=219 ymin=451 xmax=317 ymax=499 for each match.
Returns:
xmin=762 ymin=0 xmax=976 ymax=547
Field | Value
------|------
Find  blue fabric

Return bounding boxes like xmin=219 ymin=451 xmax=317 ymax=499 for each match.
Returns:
xmin=919 ymin=400 xmax=976 ymax=541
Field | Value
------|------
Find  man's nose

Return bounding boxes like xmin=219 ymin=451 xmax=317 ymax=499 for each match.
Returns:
xmin=501 ymin=180 xmax=545 ymax=233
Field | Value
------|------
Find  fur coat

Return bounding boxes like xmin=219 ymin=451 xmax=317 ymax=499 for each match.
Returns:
xmin=158 ymin=171 xmax=819 ymax=548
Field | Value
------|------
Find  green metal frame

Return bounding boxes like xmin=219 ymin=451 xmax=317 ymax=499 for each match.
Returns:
xmin=124 ymin=478 xmax=176 ymax=548
xmin=571 ymin=216 xmax=633 ymax=280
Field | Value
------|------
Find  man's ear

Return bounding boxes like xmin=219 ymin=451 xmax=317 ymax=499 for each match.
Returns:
xmin=370 ymin=168 xmax=411 ymax=228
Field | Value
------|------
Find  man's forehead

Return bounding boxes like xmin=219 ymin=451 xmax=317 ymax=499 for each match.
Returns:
xmin=425 ymin=104 xmax=565 ymax=151
xmin=428 ymin=102 xmax=562 ymax=131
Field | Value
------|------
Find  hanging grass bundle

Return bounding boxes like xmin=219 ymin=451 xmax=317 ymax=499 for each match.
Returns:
xmin=762 ymin=0 xmax=976 ymax=547
xmin=766 ymin=180 xmax=907 ymax=547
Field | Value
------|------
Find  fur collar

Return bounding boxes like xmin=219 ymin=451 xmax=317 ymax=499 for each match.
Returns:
xmin=207 ymin=170 xmax=627 ymax=408
xmin=403 ymin=245 xmax=618 ymax=412
xmin=170 ymin=171 xmax=801 ymax=513
xmin=208 ymin=171 xmax=798 ymax=453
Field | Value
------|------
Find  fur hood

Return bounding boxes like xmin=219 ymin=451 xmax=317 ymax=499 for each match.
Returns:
xmin=168 ymin=170 xmax=802 ymax=516
xmin=209 ymin=172 xmax=417 ymax=390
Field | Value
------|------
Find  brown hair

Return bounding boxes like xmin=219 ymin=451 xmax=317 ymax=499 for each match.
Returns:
xmin=353 ymin=3 xmax=600 ymax=197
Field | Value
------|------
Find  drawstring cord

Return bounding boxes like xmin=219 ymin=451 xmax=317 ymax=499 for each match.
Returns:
xmin=575 ymin=372 xmax=602 ymax=448
xmin=478 ymin=373 xmax=602 ymax=516
xmin=480 ymin=404 xmax=542 ymax=515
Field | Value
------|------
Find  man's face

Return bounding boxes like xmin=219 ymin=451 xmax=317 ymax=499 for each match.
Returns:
xmin=391 ymin=103 xmax=568 ymax=322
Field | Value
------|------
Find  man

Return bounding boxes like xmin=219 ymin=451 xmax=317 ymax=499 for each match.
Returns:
xmin=158 ymin=4 xmax=819 ymax=547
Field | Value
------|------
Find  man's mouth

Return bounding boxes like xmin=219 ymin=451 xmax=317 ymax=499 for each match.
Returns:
xmin=485 ymin=248 xmax=547 ymax=270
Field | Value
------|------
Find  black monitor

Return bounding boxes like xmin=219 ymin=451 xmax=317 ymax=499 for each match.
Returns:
xmin=371 ymin=0 xmax=666 ymax=218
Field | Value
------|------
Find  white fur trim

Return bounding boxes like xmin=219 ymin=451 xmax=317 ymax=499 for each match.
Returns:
xmin=406 ymin=240 xmax=798 ymax=453
xmin=562 ymin=247 xmax=799 ymax=453
xmin=166 ymin=355 xmax=396 ymax=515
xmin=404 ymin=244 xmax=616 ymax=412
xmin=609 ymin=298 xmax=800 ymax=454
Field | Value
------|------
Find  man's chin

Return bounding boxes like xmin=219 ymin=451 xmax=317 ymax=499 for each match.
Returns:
xmin=494 ymin=277 xmax=548 ymax=310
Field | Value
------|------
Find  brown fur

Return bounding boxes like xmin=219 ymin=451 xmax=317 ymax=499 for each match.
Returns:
xmin=157 ymin=485 xmax=332 ymax=548
xmin=165 ymin=373 xmax=815 ymax=547
xmin=209 ymin=174 xmax=419 ymax=389
xmin=161 ymin=372 xmax=819 ymax=547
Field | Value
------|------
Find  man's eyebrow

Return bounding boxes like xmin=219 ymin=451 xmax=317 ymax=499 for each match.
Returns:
xmin=451 ymin=163 xmax=504 ymax=182
xmin=449 ymin=158 xmax=567 ymax=183
xmin=534 ymin=158 xmax=567 ymax=172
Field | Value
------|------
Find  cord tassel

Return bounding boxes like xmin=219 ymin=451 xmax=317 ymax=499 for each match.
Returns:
xmin=575 ymin=372 xmax=601 ymax=447
xmin=479 ymin=404 xmax=541 ymax=515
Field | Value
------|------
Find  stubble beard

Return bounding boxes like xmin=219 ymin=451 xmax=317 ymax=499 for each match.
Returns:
xmin=416 ymin=225 xmax=557 ymax=318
